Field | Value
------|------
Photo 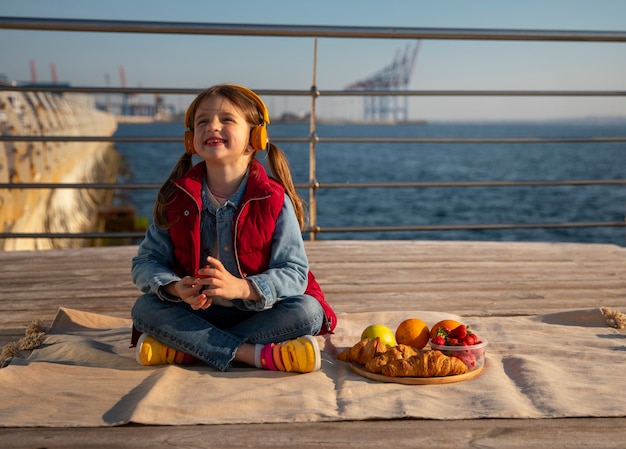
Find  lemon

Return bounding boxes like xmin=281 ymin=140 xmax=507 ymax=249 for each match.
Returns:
xmin=361 ymin=324 xmax=397 ymax=348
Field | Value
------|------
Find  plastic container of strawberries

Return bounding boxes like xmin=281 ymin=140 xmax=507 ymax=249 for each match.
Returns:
xmin=430 ymin=339 xmax=488 ymax=371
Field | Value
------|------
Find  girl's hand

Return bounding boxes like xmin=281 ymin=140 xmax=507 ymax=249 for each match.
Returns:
xmin=195 ymin=257 xmax=260 ymax=302
xmin=172 ymin=276 xmax=212 ymax=310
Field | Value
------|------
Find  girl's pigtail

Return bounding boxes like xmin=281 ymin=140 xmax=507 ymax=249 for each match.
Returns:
xmin=153 ymin=152 xmax=193 ymax=229
xmin=266 ymin=143 xmax=306 ymax=230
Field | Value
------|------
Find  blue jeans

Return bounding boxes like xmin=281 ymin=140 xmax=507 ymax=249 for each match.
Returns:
xmin=131 ymin=294 xmax=324 ymax=371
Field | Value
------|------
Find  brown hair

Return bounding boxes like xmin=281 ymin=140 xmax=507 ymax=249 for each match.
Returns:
xmin=153 ymin=85 xmax=305 ymax=230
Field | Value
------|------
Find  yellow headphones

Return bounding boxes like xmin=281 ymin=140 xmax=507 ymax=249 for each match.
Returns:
xmin=184 ymin=84 xmax=270 ymax=155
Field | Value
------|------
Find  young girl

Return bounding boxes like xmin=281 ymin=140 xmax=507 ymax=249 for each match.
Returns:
xmin=130 ymin=84 xmax=336 ymax=373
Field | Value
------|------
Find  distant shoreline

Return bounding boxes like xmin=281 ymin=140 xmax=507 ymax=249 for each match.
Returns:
xmin=115 ymin=115 xmax=160 ymax=124
xmin=112 ymin=115 xmax=430 ymax=125
xmin=114 ymin=115 xmax=626 ymax=126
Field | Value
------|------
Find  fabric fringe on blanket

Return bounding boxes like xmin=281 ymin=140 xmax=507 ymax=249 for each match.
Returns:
xmin=0 ymin=320 xmax=49 ymax=368
xmin=601 ymin=307 xmax=626 ymax=329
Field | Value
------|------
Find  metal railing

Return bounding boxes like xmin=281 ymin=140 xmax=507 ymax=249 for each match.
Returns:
xmin=1 ymin=17 xmax=626 ymax=243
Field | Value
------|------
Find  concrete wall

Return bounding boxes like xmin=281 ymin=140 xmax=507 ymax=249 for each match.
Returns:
xmin=0 ymin=90 xmax=119 ymax=250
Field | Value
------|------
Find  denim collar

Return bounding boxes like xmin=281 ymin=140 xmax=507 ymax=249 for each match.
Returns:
xmin=202 ymin=168 xmax=249 ymax=213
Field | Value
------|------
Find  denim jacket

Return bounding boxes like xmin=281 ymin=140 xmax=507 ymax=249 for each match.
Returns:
xmin=131 ymin=161 xmax=309 ymax=313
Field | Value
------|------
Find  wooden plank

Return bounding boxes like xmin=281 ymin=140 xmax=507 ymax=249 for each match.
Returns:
xmin=1 ymin=417 xmax=625 ymax=448
xmin=1 ymin=240 xmax=625 ymax=330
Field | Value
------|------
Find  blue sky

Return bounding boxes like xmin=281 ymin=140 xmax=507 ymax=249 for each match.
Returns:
xmin=1 ymin=0 xmax=625 ymax=121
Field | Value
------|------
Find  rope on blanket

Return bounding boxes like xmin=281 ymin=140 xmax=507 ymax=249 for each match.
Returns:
xmin=0 ymin=319 xmax=49 ymax=368
xmin=601 ymin=307 xmax=626 ymax=330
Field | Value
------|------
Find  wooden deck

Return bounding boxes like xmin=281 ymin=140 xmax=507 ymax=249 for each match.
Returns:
xmin=1 ymin=240 xmax=625 ymax=448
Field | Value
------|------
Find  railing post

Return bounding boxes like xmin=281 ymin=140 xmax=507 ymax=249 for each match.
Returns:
xmin=308 ymin=38 xmax=319 ymax=241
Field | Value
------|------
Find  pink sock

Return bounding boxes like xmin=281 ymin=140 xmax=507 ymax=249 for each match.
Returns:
xmin=258 ymin=343 xmax=278 ymax=370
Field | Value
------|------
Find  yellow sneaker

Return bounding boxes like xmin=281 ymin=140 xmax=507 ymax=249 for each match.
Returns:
xmin=135 ymin=334 xmax=196 ymax=366
xmin=260 ymin=335 xmax=321 ymax=373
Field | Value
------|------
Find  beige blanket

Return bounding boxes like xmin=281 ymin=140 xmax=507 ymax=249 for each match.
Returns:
xmin=1 ymin=307 xmax=624 ymax=427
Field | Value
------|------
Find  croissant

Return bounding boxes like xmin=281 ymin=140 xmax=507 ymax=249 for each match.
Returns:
xmin=381 ymin=350 xmax=468 ymax=377
xmin=337 ymin=337 xmax=388 ymax=365
xmin=364 ymin=344 xmax=419 ymax=374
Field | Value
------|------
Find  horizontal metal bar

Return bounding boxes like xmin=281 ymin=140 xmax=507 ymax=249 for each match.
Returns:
xmin=323 ymin=90 xmax=626 ymax=97
xmin=0 ymin=183 xmax=158 ymax=189
xmin=3 ymin=179 xmax=626 ymax=190
xmin=0 ymin=136 xmax=304 ymax=143
xmin=0 ymin=232 xmax=145 ymax=239
xmin=4 ymin=135 xmax=626 ymax=144
xmin=316 ymin=137 xmax=626 ymax=144
xmin=1 ymin=17 xmax=626 ymax=42
xmin=0 ymin=136 xmax=166 ymax=142
xmin=316 ymin=179 xmax=626 ymax=189
xmin=0 ymin=85 xmax=310 ymax=96
xmin=0 ymin=136 xmax=181 ymax=143
xmin=312 ymin=221 xmax=626 ymax=234
xmin=3 ymin=85 xmax=626 ymax=97
xmin=3 ymin=221 xmax=625 ymax=239
xmin=0 ymin=85 xmax=207 ymax=95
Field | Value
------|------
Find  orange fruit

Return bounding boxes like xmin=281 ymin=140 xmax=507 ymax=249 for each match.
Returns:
xmin=395 ymin=318 xmax=430 ymax=349
xmin=429 ymin=319 xmax=463 ymax=340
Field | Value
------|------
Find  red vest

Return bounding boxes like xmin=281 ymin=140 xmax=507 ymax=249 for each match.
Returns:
xmin=166 ymin=159 xmax=336 ymax=334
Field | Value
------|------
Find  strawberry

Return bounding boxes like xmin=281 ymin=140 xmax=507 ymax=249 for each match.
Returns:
xmin=464 ymin=333 xmax=478 ymax=345
xmin=194 ymin=265 xmax=212 ymax=294
xmin=455 ymin=351 xmax=476 ymax=368
xmin=449 ymin=324 xmax=467 ymax=339
xmin=431 ymin=336 xmax=446 ymax=346
xmin=195 ymin=265 xmax=211 ymax=278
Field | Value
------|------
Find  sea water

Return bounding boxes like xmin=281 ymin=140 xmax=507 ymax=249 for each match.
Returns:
xmin=114 ymin=120 xmax=626 ymax=246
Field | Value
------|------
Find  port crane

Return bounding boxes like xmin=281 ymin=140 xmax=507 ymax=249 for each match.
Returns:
xmin=345 ymin=40 xmax=420 ymax=121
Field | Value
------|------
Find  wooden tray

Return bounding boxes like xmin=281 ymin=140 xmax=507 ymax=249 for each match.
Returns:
xmin=350 ymin=361 xmax=484 ymax=385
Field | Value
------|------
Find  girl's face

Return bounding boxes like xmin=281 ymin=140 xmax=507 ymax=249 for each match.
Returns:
xmin=192 ymin=94 xmax=254 ymax=166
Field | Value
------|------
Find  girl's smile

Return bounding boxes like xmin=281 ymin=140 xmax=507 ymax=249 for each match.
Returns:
xmin=203 ymin=136 xmax=226 ymax=147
